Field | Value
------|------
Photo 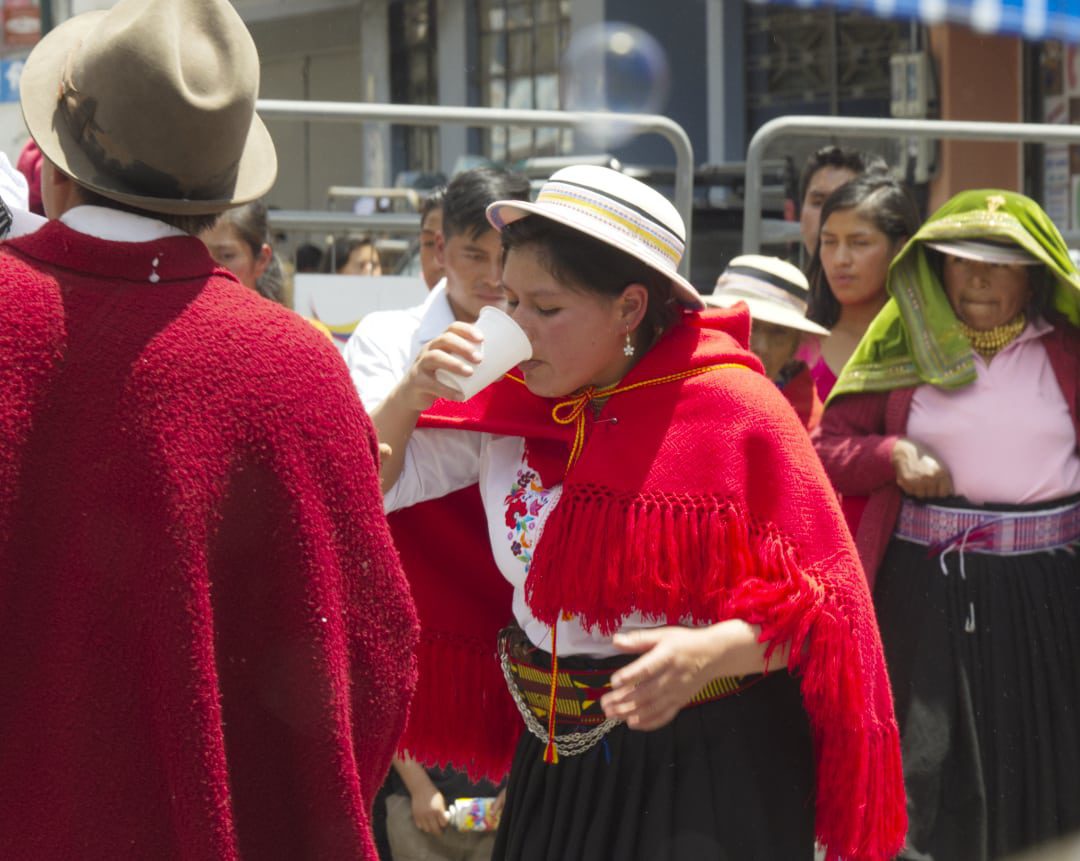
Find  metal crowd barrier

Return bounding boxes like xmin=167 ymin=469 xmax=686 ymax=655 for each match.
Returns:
xmin=255 ymin=99 xmax=696 ymax=275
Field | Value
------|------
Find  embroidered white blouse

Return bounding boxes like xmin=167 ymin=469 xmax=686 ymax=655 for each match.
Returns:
xmin=385 ymin=430 xmax=662 ymax=657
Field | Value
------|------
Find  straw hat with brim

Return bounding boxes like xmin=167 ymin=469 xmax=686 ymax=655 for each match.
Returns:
xmin=924 ymin=239 xmax=1043 ymax=266
xmin=20 ymin=0 xmax=277 ymax=216
xmin=705 ymin=254 xmax=830 ymax=337
xmin=486 ymin=165 xmax=704 ymax=310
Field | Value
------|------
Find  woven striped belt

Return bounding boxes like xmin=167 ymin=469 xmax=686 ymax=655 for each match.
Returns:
xmin=497 ymin=627 xmax=756 ymax=759
xmin=896 ymin=497 xmax=1080 ymax=557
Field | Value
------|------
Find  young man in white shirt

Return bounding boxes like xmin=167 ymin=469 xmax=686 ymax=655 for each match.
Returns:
xmin=345 ymin=167 xmax=528 ymax=861
xmin=345 ymin=167 xmax=529 ymax=411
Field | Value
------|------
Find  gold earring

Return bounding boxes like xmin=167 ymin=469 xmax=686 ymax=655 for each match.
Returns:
xmin=623 ymin=328 xmax=635 ymax=357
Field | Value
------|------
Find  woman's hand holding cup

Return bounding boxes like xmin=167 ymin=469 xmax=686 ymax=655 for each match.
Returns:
xmin=403 ymin=322 xmax=484 ymax=411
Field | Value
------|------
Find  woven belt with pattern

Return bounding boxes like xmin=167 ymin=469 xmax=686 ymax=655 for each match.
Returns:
xmin=897 ymin=497 xmax=1080 ymax=557
xmin=498 ymin=626 xmax=758 ymax=758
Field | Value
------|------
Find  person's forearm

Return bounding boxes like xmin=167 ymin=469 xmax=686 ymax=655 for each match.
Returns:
xmin=371 ymin=380 xmax=423 ymax=493
xmin=815 ymin=432 xmax=899 ymax=495
xmin=813 ymin=392 xmax=899 ymax=496
xmin=702 ymin=619 xmax=790 ymax=676
xmin=392 ymin=754 xmax=438 ymax=798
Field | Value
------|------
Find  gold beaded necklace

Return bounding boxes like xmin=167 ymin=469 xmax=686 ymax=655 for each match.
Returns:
xmin=958 ymin=312 xmax=1026 ymax=359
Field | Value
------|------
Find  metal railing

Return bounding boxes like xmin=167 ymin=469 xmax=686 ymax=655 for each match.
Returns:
xmin=326 ymin=187 xmax=424 ymax=210
xmin=268 ymin=211 xmax=422 ymax=234
xmin=255 ymin=99 xmax=695 ymax=274
xmin=742 ymin=115 xmax=1080 ymax=253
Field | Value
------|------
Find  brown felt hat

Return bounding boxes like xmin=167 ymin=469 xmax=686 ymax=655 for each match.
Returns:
xmin=20 ymin=0 xmax=277 ymax=215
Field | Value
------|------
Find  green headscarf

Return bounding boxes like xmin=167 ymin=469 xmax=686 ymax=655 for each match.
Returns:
xmin=828 ymin=189 xmax=1080 ymax=402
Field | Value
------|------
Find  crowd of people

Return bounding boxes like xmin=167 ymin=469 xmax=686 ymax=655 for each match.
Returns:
xmin=0 ymin=1 xmax=1077 ymax=860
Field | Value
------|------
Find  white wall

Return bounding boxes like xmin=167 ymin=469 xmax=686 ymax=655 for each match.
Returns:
xmin=0 ymin=103 xmax=27 ymax=164
xmin=246 ymin=6 xmax=368 ymax=211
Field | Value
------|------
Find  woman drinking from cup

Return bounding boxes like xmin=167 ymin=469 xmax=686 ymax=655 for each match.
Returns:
xmin=815 ymin=189 xmax=1080 ymax=859
xmin=374 ymin=166 xmax=905 ymax=861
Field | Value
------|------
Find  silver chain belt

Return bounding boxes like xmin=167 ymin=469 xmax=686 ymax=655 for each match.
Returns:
xmin=498 ymin=646 xmax=622 ymax=759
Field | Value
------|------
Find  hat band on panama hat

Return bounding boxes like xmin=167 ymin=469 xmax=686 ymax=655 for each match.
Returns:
xmin=715 ymin=275 xmax=810 ymax=316
xmin=533 ymin=179 xmax=685 ymax=273
xmin=925 ymin=238 xmax=1042 ymax=266
xmin=486 ymin=164 xmax=704 ymax=309
xmin=723 ymin=264 xmax=809 ymax=303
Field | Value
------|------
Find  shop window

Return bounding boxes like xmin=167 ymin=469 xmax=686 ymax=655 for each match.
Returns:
xmin=745 ymin=5 xmax=910 ymax=128
xmin=390 ymin=0 xmax=439 ymax=171
xmin=475 ymin=0 xmax=572 ymax=162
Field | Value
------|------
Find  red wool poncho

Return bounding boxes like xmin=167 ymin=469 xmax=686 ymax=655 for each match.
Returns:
xmin=0 ymin=222 xmax=418 ymax=860
xmin=411 ymin=307 xmax=906 ymax=861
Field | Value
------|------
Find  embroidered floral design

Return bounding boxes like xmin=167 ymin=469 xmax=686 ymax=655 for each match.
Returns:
xmin=504 ymin=467 xmax=552 ymax=572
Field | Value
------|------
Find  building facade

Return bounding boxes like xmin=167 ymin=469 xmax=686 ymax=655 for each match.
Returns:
xmin=9 ymin=2 xmax=1064 ymax=247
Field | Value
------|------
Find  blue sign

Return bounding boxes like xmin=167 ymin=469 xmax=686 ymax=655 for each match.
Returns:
xmin=756 ymin=0 xmax=1080 ymax=43
xmin=0 ymin=58 xmax=24 ymax=103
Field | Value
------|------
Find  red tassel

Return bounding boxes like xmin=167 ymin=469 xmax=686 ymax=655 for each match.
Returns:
xmin=397 ymin=632 xmax=521 ymax=783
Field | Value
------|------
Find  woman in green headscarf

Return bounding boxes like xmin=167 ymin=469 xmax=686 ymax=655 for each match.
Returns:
xmin=815 ymin=189 xmax=1080 ymax=860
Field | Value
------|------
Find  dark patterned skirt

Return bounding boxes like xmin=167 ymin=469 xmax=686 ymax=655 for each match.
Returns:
xmin=875 ymin=500 xmax=1080 ymax=861
xmin=491 ymin=649 xmax=815 ymax=861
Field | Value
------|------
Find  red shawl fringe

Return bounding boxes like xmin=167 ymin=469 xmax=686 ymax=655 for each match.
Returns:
xmin=397 ymin=631 xmax=521 ymax=784
xmin=527 ymin=487 xmax=906 ymax=861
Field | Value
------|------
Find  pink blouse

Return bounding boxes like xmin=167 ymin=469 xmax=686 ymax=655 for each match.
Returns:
xmin=907 ymin=318 xmax=1080 ymax=505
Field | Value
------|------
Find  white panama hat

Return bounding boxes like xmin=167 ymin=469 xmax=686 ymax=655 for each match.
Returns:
xmin=924 ymin=239 xmax=1042 ymax=266
xmin=705 ymin=254 xmax=830 ymax=337
xmin=486 ymin=165 xmax=704 ymax=310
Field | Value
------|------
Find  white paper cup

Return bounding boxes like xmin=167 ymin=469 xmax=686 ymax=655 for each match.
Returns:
xmin=434 ymin=305 xmax=532 ymax=400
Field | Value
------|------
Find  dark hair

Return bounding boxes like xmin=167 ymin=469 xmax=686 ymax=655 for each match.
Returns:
xmin=500 ymin=215 xmax=679 ymax=352
xmin=295 ymin=242 xmax=324 ymax=273
xmin=442 ymin=167 xmax=529 ymax=241
xmin=75 ymin=185 xmax=218 ymax=235
xmin=420 ymin=186 xmax=446 ymax=226
xmin=219 ymin=200 xmax=269 ymax=256
xmin=797 ymin=145 xmax=888 ymax=214
xmin=323 ymin=236 xmax=380 ymax=274
xmin=806 ymin=175 xmax=921 ymax=328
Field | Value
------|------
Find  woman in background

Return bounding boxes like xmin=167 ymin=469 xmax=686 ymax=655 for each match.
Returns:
xmin=804 ymin=174 xmax=921 ymax=536
xmin=326 ymin=235 xmax=383 ymax=276
xmin=199 ymin=199 xmax=284 ymax=304
xmin=202 ymin=202 xmax=333 ymax=340
xmin=805 ymin=174 xmax=920 ymax=401
xmin=815 ymin=189 xmax=1080 ymax=860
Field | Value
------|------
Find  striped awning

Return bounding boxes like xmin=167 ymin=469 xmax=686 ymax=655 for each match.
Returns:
xmin=757 ymin=0 xmax=1080 ymax=42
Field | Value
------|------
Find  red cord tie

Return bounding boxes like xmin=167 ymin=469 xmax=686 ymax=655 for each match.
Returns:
xmin=542 ymin=623 xmax=559 ymax=764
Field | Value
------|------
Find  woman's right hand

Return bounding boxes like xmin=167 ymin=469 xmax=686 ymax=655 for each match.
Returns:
xmin=401 ymin=321 xmax=485 ymax=411
xmin=891 ymin=437 xmax=954 ymax=499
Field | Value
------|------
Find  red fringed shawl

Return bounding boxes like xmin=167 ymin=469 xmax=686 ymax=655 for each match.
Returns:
xmin=414 ymin=307 xmax=906 ymax=861
xmin=389 ymin=490 xmax=519 ymax=781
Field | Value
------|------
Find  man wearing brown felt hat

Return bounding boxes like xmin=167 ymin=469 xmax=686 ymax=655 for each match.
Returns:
xmin=0 ymin=1 xmax=418 ymax=858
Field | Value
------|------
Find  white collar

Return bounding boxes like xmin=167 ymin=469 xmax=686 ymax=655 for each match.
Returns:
xmin=416 ymin=279 xmax=457 ymax=342
xmin=60 ymin=205 xmax=188 ymax=242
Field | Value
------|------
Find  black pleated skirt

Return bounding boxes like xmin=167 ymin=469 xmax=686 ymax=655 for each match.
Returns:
xmin=875 ymin=520 xmax=1080 ymax=861
xmin=491 ymin=652 xmax=815 ymax=861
